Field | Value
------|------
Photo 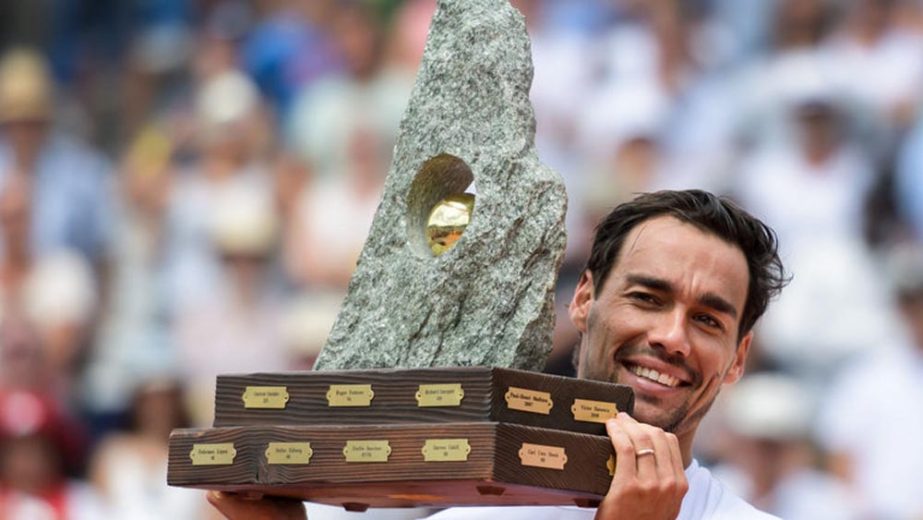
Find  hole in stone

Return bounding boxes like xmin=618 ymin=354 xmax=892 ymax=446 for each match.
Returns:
xmin=407 ymin=154 xmax=476 ymax=257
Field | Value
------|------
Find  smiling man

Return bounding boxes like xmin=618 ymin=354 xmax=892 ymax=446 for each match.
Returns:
xmin=210 ymin=190 xmax=788 ymax=520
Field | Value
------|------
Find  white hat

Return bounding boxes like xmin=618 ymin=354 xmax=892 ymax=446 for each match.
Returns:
xmin=23 ymin=251 xmax=97 ymax=328
xmin=884 ymin=242 xmax=923 ymax=297
xmin=723 ymin=373 xmax=813 ymax=440
xmin=196 ymin=70 xmax=258 ymax=130
xmin=578 ymin=80 xmax=669 ymax=157
xmin=279 ymin=293 xmax=342 ymax=357
xmin=0 ymin=48 xmax=53 ymax=123
xmin=209 ymin=185 xmax=278 ymax=256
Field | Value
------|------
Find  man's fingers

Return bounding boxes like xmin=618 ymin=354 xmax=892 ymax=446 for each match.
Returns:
xmin=614 ymin=412 xmax=658 ymax=480
xmin=606 ymin=417 xmax=637 ymax=483
xmin=598 ymin=414 xmax=689 ymax=519
xmin=609 ymin=413 xmax=688 ymax=491
xmin=207 ymin=491 xmax=307 ymax=520
xmin=207 ymin=491 xmax=236 ymax=518
xmin=666 ymin=432 xmax=687 ymax=484
xmin=647 ymin=426 xmax=679 ymax=483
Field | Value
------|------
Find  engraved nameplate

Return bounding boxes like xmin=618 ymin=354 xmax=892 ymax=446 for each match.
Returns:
xmin=421 ymin=438 xmax=471 ymax=462
xmin=265 ymin=442 xmax=313 ymax=465
xmin=343 ymin=440 xmax=391 ymax=462
xmin=518 ymin=443 xmax=567 ymax=470
xmin=327 ymin=384 xmax=374 ymax=407
xmin=571 ymin=398 xmax=618 ymax=424
xmin=416 ymin=383 xmax=465 ymax=407
xmin=190 ymin=443 xmax=237 ymax=466
xmin=505 ymin=387 xmax=553 ymax=415
xmin=242 ymin=386 xmax=289 ymax=409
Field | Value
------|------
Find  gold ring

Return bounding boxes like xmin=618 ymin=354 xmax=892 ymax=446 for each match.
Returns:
xmin=635 ymin=448 xmax=655 ymax=457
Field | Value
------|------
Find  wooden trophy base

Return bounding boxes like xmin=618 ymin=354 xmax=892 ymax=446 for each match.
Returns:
xmin=213 ymin=367 xmax=633 ymax=435
xmin=168 ymin=367 xmax=631 ymax=509
xmin=168 ymin=422 xmax=615 ymax=509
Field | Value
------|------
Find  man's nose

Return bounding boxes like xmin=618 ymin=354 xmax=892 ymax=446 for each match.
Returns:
xmin=648 ymin=309 xmax=691 ymax=358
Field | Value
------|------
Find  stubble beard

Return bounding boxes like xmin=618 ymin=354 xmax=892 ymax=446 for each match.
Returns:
xmin=632 ymin=392 xmax=689 ymax=434
xmin=580 ymin=340 xmax=701 ymax=434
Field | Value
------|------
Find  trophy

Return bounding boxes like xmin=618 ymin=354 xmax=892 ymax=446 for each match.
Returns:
xmin=168 ymin=0 xmax=631 ymax=510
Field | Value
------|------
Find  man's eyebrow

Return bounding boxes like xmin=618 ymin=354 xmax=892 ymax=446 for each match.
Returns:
xmin=625 ymin=274 xmax=674 ymax=293
xmin=699 ymin=293 xmax=738 ymax=319
xmin=625 ymin=274 xmax=739 ymax=319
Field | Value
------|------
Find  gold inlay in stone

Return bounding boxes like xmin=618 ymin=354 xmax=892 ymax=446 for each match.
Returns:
xmin=426 ymin=193 xmax=474 ymax=255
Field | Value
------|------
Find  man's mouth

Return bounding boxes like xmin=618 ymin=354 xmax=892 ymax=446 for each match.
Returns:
xmin=626 ymin=363 xmax=686 ymax=388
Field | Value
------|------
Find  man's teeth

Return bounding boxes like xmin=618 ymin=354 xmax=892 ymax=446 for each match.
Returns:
xmin=630 ymin=365 xmax=680 ymax=388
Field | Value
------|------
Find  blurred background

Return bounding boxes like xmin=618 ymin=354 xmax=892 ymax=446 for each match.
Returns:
xmin=1 ymin=0 xmax=923 ymax=518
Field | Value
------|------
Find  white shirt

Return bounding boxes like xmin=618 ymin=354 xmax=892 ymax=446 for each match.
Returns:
xmin=424 ymin=460 xmax=778 ymax=520
xmin=817 ymin=345 xmax=923 ymax=518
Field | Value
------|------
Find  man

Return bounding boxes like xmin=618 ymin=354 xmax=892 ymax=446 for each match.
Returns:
xmin=816 ymin=243 xmax=923 ymax=518
xmin=209 ymin=189 xmax=787 ymax=519
xmin=0 ymin=47 xmax=114 ymax=267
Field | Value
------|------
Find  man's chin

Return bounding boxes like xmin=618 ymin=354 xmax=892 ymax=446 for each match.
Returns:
xmin=631 ymin=398 xmax=684 ymax=432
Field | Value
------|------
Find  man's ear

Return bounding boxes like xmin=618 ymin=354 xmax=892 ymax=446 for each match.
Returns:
xmin=569 ymin=271 xmax=595 ymax=334
xmin=723 ymin=331 xmax=752 ymax=385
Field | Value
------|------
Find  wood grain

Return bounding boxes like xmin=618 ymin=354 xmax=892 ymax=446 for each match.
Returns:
xmin=213 ymin=367 xmax=633 ymax=436
xmin=168 ymin=422 xmax=615 ymax=508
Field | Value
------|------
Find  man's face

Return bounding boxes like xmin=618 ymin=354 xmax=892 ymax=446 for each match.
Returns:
xmin=570 ymin=216 xmax=752 ymax=438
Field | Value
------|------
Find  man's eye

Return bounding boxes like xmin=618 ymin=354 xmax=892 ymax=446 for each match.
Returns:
xmin=629 ymin=292 xmax=659 ymax=305
xmin=695 ymin=314 xmax=722 ymax=330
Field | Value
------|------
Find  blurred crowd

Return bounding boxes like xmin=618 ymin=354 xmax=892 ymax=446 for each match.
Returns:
xmin=1 ymin=0 xmax=923 ymax=518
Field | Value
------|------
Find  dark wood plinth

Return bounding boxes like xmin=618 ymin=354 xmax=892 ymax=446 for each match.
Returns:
xmin=168 ymin=422 xmax=615 ymax=509
xmin=214 ymin=367 xmax=633 ymax=436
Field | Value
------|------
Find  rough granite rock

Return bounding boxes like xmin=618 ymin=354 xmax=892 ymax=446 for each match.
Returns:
xmin=313 ymin=0 xmax=568 ymax=372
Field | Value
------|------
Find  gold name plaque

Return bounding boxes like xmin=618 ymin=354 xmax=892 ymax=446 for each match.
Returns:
xmin=242 ymin=386 xmax=289 ymax=409
xmin=190 ymin=443 xmax=237 ymax=466
xmin=327 ymin=384 xmax=374 ymax=407
xmin=421 ymin=438 xmax=471 ymax=462
xmin=607 ymin=455 xmax=615 ymax=476
xmin=518 ymin=442 xmax=567 ymax=470
xmin=571 ymin=398 xmax=618 ymax=423
xmin=416 ymin=383 xmax=465 ymax=407
xmin=343 ymin=440 xmax=391 ymax=462
xmin=265 ymin=442 xmax=313 ymax=465
xmin=505 ymin=387 xmax=553 ymax=415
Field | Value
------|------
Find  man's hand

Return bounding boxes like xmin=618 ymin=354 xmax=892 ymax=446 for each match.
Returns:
xmin=207 ymin=491 xmax=307 ymax=520
xmin=595 ymin=413 xmax=689 ymax=520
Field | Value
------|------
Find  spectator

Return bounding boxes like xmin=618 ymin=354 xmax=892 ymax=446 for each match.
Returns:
xmin=175 ymin=186 xmax=289 ymax=425
xmin=85 ymin=126 xmax=179 ymax=417
xmin=734 ymin=88 xmax=897 ymax=378
xmin=0 ymin=389 xmax=99 ymax=519
xmin=0 ymin=48 xmax=114 ymax=269
xmin=164 ymin=69 xmax=275 ymax=313
xmin=90 ymin=378 xmax=205 ymax=520
xmin=826 ymin=0 xmax=923 ymax=131
xmin=711 ymin=373 xmax=859 ymax=519
xmin=286 ymin=2 xmax=412 ymax=181
xmin=816 ymin=243 xmax=923 ymax=519
xmin=20 ymin=251 xmax=98 ymax=406
xmin=242 ymin=0 xmax=342 ymax=121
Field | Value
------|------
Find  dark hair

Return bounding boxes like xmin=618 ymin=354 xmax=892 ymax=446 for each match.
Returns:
xmin=586 ymin=190 xmax=788 ymax=338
